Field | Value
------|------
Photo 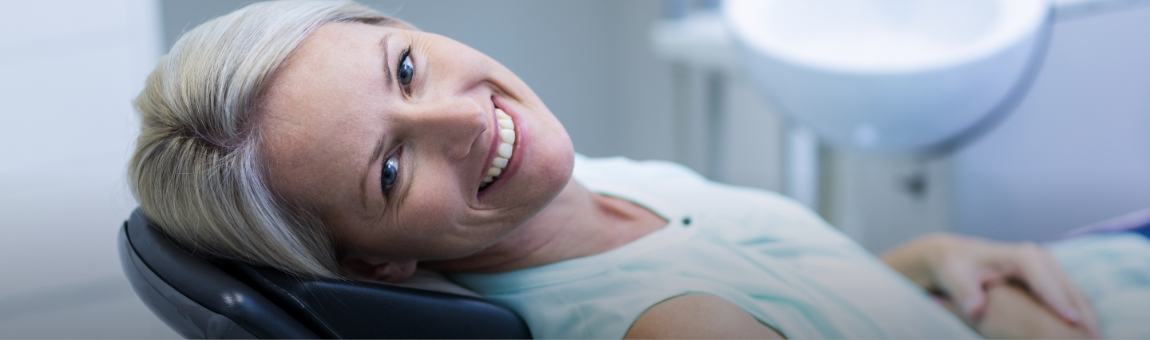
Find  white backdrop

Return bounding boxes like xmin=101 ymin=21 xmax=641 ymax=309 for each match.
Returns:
xmin=0 ymin=0 xmax=176 ymax=337
xmin=951 ymin=5 xmax=1150 ymax=242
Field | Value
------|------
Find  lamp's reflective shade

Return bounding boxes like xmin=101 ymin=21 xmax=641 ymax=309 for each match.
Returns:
xmin=723 ymin=0 xmax=1049 ymax=154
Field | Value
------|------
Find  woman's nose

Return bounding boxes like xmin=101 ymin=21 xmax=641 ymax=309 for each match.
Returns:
xmin=399 ymin=98 xmax=487 ymax=159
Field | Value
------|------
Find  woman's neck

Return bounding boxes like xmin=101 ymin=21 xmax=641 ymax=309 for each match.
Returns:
xmin=424 ymin=178 xmax=666 ymax=273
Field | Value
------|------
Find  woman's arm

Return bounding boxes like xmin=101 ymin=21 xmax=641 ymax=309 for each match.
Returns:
xmin=625 ymin=294 xmax=784 ymax=339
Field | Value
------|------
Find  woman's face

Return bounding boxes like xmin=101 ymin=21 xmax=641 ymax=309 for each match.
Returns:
xmin=260 ymin=22 xmax=574 ymax=270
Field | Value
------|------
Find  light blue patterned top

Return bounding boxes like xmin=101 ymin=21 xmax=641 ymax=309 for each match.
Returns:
xmin=451 ymin=156 xmax=978 ymax=339
xmin=1049 ymin=232 xmax=1150 ymax=338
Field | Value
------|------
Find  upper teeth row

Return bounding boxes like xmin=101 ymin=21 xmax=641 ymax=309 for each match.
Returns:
xmin=482 ymin=108 xmax=516 ymax=185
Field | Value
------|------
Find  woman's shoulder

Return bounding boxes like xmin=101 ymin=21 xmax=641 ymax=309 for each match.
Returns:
xmin=574 ymin=155 xmax=821 ymax=220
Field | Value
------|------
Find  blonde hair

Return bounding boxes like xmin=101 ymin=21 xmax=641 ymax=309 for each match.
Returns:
xmin=129 ymin=1 xmax=396 ymax=278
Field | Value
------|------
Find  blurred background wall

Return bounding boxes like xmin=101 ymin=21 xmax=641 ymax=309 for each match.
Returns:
xmin=0 ymin=0 xmax=1146 ymax=337
xmin=950 ymin=6 xmax=1150 ymax=243
xmin=0 ymin=0 xmax=176 ymax=337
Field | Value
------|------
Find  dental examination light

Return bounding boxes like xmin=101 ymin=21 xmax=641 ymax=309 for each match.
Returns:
xmin=722 ymin=0 xmax=1139 ymax=155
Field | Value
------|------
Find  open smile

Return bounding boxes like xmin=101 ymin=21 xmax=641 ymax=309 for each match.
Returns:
xmin=478 ymin=96 xmax=518 ymax=194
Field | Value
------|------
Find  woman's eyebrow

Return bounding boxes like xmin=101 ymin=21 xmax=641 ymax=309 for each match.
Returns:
xmin=379 ymin=32 xmax=393 ymax=89
xmin=362 ymin=134 xmax=387 ymax=212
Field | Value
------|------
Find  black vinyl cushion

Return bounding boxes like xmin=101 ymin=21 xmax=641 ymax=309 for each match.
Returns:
xmin=119 ymin=208 xmax=531 ymax=338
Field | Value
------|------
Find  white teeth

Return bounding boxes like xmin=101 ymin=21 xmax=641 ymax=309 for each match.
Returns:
xmin=500 ymin=129 xmax=515 ymax=143
xmin=481 ymin=108 xmax=517 ymax=189
xmin=497 ymin=142 xmax=513 ymax=158
xmin=497 ymin=109 xmax=513 ymax=128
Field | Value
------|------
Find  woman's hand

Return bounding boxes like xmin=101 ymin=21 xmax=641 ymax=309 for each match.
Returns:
xmin=975 ymin=283 xmax=1096 ymax=339
xmin=881 ymin=233 xmax=1099 ymax=337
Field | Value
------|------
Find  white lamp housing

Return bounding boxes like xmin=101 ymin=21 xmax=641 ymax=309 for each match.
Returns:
xmin=723 ymin=0 xmax=1049 ymax=153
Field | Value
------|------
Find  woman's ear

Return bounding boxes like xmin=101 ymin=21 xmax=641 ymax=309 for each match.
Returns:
xmin=340 ymin=256 xmax=418 ymax=283
xmin=375 ymin=259 xmax=417 ymax=283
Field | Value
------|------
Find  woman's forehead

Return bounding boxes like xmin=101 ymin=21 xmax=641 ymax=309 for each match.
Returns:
xmin=258 ymin=23 xmax=392 ymax=215
xmin=261 ymin=23 xmax=390 ymax=136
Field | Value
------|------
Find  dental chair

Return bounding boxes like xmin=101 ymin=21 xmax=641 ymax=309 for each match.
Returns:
xmin=118 ymin=208 xmax=531 ymax=339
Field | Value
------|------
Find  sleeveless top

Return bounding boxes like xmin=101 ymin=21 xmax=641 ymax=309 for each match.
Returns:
xmin=450 ymin=155 xmax=978 ymax=339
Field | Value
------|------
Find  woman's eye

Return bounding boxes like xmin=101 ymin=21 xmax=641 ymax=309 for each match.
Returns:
xmin=397 ymin=49 xmax=414 ymax=88
xmin=381 ymin=155 xmax=400 ymax=195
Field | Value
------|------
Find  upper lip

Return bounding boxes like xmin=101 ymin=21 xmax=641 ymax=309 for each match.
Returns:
xmin=478 ymin=97 xmax=502 ymax=191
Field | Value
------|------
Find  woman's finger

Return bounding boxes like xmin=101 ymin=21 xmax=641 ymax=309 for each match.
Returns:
xmin=1068 ymin=285 xmax=1101 ymax=338
xmin=935 ymin=257 xmax=987 ymax=321
xmin=1013 ymin=243 xmax=1082 ymax=325
xmin=1041 ymin=248 xmax=1101 ymax=338
xmin=1074 ymin=292 xmax=1102 ymax=338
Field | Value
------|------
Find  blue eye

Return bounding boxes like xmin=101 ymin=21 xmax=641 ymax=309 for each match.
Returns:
xmin=381 ymin=155 xmax=399 ymax=194
xmin=397 ymin=49 xmax=414 ymax=87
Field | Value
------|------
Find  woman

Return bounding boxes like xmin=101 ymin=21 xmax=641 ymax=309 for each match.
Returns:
xmin=129 ymin=1 xmax=1147 ymax=338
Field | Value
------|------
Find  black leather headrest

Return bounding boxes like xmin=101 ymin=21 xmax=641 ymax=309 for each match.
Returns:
xmin=120 ymin=208 xmax=531 ymax=338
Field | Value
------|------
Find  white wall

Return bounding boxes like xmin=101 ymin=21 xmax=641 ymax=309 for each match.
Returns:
xmin=951 ymin=5 xmax=1150 ymax=242
xmin=0 ymin=0 xmax=178 ymax=337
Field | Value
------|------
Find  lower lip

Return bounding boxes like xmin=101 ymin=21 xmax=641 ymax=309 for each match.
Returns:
xmin=478 ymin=96 xmax=525 ymax=198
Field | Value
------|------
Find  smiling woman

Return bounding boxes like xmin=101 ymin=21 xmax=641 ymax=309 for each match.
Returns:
xmin=129 ymin=1 xmax=1144 ymax=339
xmin=257 ymin=19 xmax=576 ymax=281
xmin=130 ymin=0 xmax=576 ymax=280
